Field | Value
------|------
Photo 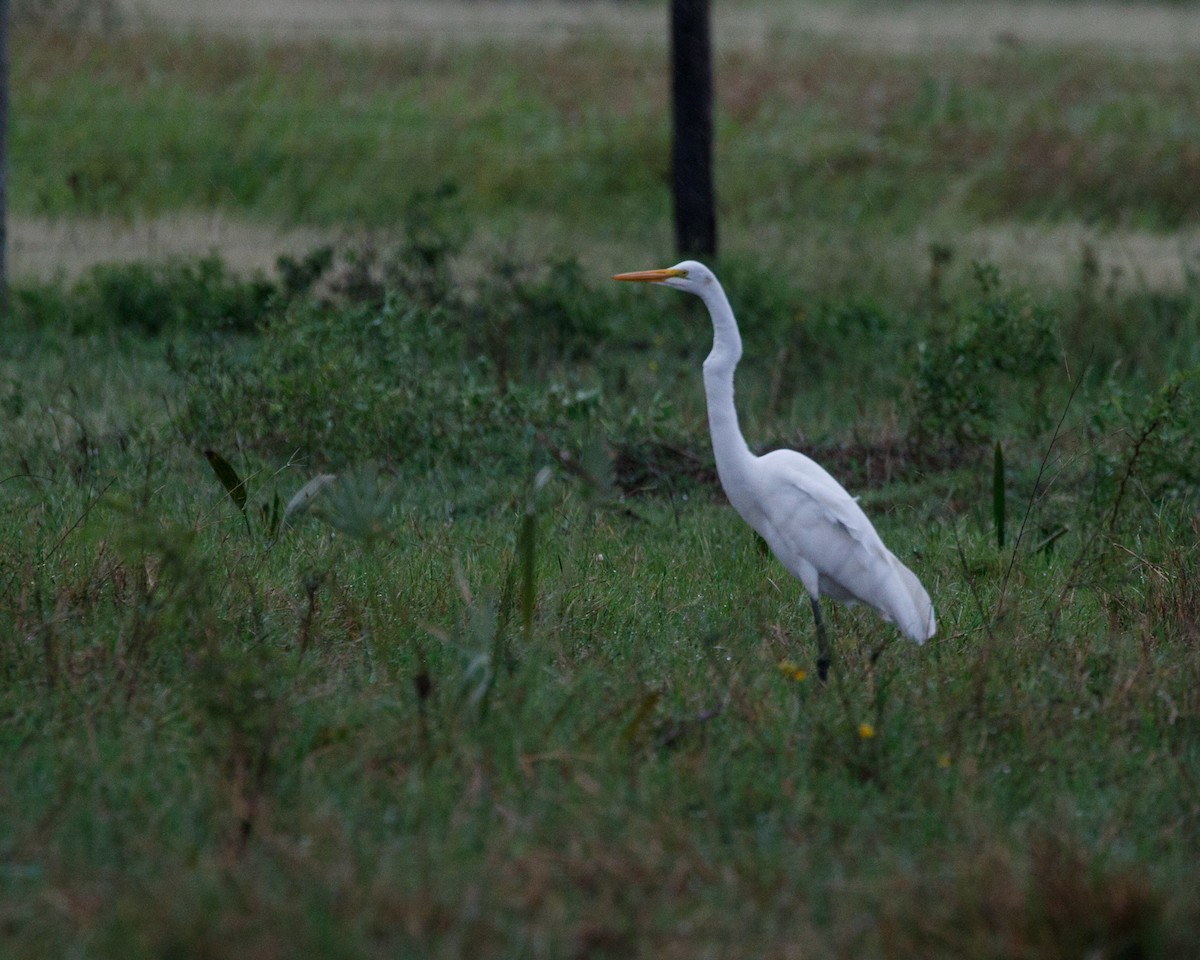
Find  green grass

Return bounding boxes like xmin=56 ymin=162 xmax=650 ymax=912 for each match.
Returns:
xmin=4 ymin=242 xmax=1200 ymax=957
xmin=4 ymin=16 xmax=1200 ymax=960
xmin=15 ymin=28 xmax=1200 ymax=271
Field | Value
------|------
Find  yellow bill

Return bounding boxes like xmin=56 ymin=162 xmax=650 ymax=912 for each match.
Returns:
xmin=611 ymin=268 xmax=688 ymax=283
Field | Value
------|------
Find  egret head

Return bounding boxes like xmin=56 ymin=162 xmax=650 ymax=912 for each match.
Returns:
xmin=612 ymin=260 xmax=716 ymax=296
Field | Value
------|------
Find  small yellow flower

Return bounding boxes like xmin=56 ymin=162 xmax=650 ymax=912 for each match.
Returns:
xmin=857 ymin=722 xmax=876 ymax=740
xmin=776 ymin=659 xmax=807 ymax=682
xmin=937 ymin=753 xmax=952 ymax=769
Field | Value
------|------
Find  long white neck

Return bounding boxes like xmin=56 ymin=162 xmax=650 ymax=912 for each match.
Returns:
xmin=698 ymin=280 xmax=758 ymax=503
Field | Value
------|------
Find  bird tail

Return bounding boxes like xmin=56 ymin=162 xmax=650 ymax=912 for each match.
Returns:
xmin=889 ymin=555 xmax=936 ymax=644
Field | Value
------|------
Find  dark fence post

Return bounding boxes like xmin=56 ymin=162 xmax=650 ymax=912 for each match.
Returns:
xmin=0 ymin=0 xmax=8 ymax=317
xmin=670 ymin=0 xmax=717 ymax=259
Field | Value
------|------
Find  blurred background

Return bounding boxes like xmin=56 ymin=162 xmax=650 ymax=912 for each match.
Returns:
xmin=13 ymin=0 xmax=1200 ymax=293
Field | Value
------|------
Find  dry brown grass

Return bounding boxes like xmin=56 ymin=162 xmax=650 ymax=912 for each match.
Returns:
xmin=875 ymin=832 xmax=1166 ymax=959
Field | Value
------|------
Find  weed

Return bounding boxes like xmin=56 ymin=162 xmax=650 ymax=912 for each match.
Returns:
xmin=1089 ymin=365 xmax=1200 ymax=533
xmin=14 ymin=254 xmax=276 ymax=335
xmin=911 ymin=263 xmax=1060 ymax=450
xmin=275 ymin=245 xmax=334 ymax=301
xmin=170 ymin=249 xmax=631 ymax=483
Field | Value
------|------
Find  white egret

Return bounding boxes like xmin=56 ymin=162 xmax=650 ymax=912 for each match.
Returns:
xmin=613 ymin=261 xmax=935 ymax=680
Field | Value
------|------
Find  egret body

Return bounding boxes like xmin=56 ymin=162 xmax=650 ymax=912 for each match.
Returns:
xmin=613 ymin=261 xmax=935 ymax=679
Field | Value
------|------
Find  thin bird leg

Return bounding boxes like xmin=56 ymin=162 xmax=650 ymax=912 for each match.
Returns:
xmin=810 ymin=597 xmax=832 ymax=683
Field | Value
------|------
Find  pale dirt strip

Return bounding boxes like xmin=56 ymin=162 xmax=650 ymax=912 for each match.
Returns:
xmin=121 ymin=0 xmax=1200 ymax=56
xmin=12 ymin=214 xmax=333 ymax=281
xmin=13 ymin=214 xmax=1199 ymax=295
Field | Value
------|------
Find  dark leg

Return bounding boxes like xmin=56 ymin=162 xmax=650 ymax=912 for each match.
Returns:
xmin=810 ymin=596 xmax=831 ymax=683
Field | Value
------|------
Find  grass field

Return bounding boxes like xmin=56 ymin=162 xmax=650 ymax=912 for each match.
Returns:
xmin=4 ymin=5 xmax=1200 ymax=958
xmin=13 ymin=7 xmax=1200 ymax=286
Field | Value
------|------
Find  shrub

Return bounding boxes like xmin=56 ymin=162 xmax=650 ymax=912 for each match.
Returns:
xmin=1089 ymin=365 xmax=1200 ymax=531
xmin=170 ymin=257 xmax=616 ymax=475
xmin=14 ymin=254 xmax=277 ymax=336
xmin=911 ymin=264 xmax=1059 ymax=450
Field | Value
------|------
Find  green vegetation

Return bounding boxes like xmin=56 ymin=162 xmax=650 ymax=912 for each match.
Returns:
xmin=4 ymin=17 xmax=1200 ymax=960
xmin=15 ymin=27 xmax=1200 ymax=271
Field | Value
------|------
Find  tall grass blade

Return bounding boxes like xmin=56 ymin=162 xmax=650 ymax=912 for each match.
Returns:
xmin=519 ymin=467 xmax=552 ymax=635
xmin=518 ymin=510 xmax=536 ymax=635
xmin=993 ymin=440 xmax=1006 ymax=549
xmin=261 ymin=492 xmax=283 ymax=540
xmin=204 ymin=449 xmax=251 ymax=536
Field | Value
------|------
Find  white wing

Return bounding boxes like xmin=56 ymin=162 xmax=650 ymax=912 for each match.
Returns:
xmin=744 ymin=449 xmax=935 ymax=643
